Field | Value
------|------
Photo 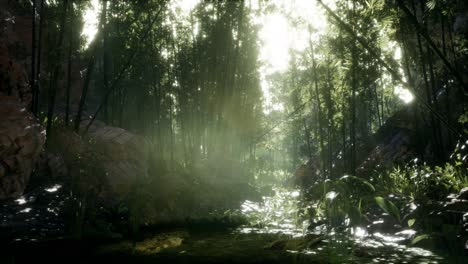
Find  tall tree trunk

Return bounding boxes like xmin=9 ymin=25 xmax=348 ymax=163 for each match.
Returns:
xmin=440 ymin=15 xmax=453 ymax=148
xmin=426 ymin=47 xmax=444 ymax=158
xmin=396 ymin=0 xmax=467 ymax=94
xmin=351 ymin=48 xmax=357 ymax=176
xmin=65 ymin=9 xmax=73 ymax=126
xmin=74 ymin=0 xmax=106 ymax=132
xmin=74 ymin=54 xmax=96 ymax=131
xmin=84 ymin=6 xmax=164 ymax=132
xmin=310 ymin=42 xmax=326 ymax=178
xmin=341 ymin=102 xmax=347 ymax=174
xmin=350 ymin=4 xmax=357 ymax=175
xmin=411 ymin=0 xmax=441 ymax=160
xmin=31 ymin=0 xmax=36 ymax=114
xmin=33 ymin=0 xmax=45 ymax=115
xmin=325 ymin=60 xmax=334 ymax=178
xmin=441 ymin=13 xmax=447 ymax=56
xmin=374 ymin=82 xmax=382 ymax=128
xmin=102 ymin=1 xmax=110 ymax=123
xmin=303 ymin=119 xmax=312 ymax=160
xmin=447 ymin=15 xmax=458 ymax=67
xmin=420 ymin=2 xmax=444 ymax=159
xmin=46 ymin=0 xmax=69 ymax=144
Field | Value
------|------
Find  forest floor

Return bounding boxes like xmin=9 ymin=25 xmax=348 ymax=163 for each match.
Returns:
xmin=0 ymin=181 xmax=462 ymax=264
xmin=0 ymin=226 xmax=456 ymax=264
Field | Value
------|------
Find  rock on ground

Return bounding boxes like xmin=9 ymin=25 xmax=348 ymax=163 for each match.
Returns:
xmin=52 ymin=119 xmax=148 ymax=201
xmin=0 ymin=96 xmax=45 ymax=199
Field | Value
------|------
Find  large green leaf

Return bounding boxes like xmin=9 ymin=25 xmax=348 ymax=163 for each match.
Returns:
xmin=374 ymin=196 xmax=401 ymax=223
xmin=349 ymin=176 xmax=376 ymax=192
xmin=339 ymin=175 xmax=375 ymax=192
xmin=410 ymin=234 xmax=430 ymax=246
xmin=426 ymin=0 xmax=437 ymax=11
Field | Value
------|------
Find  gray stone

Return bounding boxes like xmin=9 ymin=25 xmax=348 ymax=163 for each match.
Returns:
xmin=0 ymin=96 xmax=45 ymax=199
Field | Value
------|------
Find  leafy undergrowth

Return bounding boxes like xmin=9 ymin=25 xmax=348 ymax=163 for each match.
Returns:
xmin=240 ymin=187 xmax=309 ymax=234
xmin=232 ymin=144 xmax=468 ymax=261
xmin=300 ymin=144 xmax=468 ymax=257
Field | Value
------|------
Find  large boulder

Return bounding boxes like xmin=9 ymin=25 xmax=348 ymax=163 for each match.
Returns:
xmin=0 ymin=96 xmax=45 ymax=199
xmin=86 ymin=123 xmax=148 ymax=197
xmin=0 ymin=6 xmax=44 ymax=199
xmin=52 ymin=120 xmax=148 ymax=201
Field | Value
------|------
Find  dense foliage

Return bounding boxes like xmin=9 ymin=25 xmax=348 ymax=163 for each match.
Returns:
xmin=14 ymin=0 xmax=468 ymax=243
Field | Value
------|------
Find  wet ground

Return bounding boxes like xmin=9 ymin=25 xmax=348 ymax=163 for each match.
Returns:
xmin=0 ymin=183 xmax=68 ymax=242
xmin=1 ymin=227 xmax=460 ymax=264
xmin=0 ymin=183 xmax=466 ymax=263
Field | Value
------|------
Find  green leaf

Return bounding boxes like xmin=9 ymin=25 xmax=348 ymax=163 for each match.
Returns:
xmin=408 ymin=219 xmax=415 ymax=227
xmin=374 ymin=197 xmax=401 ymax=223
xmin=386 ymin=200 xmax=401 ymax=223
xmin=349 ymin=176 xmax=376 ymax=192
xmin=375 ymin=196 xmax=386 ymax=210
xmin=410 ymin=234 xmax=429 ymax=246
xmin=426 ymin=0 xmax=436 ymax=11
xmin=340 ymin=175 xmax=375 ymax=192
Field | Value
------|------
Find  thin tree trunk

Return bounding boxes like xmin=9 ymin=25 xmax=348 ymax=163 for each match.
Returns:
xmin=74 ymin=54 xmax=97 ymax=131
xmin=350 ymin=1 xmax=357 ymax=175
xmin=351 ymin=46 xmax=357 ymax=175
xmin=426 ymin=47 xmax=444 ymax=158
xmin=303 ymin=119 xmax=312 ymax=160
xmin=84 ymin=6 xmax=164 ymax=132
xmin=65 ymin=10 xmax=73 ymax=126
xmin=420 ymin=1 xmax=444 ymax=158
xmin=447 ymin=15 xmax=458 ymax=66
xmin=310 ymin=42 xmax=326 ymax=178
xmin=317 ymin=0 xmax=462 ymax=138
xmin=341 ymin=103 xmax=347 ymax=174
xmin=396 ymin=0 xmax=467 ymax=94
xmin=74 ymin=0 xmax=106 ymax=131
xmin=31 ymin=0 xmax=36 ymax=114
xmin=374 ymin=82 xmax=382 ymax=128
xmin=411 ymin=0 xmax=441 ymax=160
xmin=33 ymin=0 xmax=45 ymax=114
xmin=441 ymin=13 xmax=447 ymax=56
xmin=325 ymin=61 xmax=334 ymax=178
xmin=102 ymin=1 xmax=110 ymax=123
xmin=46 ymin=0 xmax=69 ymax=143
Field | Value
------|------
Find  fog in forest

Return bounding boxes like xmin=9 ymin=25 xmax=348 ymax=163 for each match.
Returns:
xmin=0 ymin=0 xmax=467 ymax=263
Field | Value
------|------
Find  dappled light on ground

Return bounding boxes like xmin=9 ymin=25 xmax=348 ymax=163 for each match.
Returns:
xmin=1 ymin=0 xmax=467 ymax=262
xmin=240 ymin=188 xmax=308 ymax=236
xmin=1 ymin=183 xmax=68 ymax=242
xmin=235 ymin=187 xmax=447 ymax=263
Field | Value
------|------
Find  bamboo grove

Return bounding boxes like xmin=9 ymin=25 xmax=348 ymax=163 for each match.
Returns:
xmin=30 ymin=0 xmax=264 ymax=174
xmin=25 ymin=0 xmax=468 ymax=181
xmin=258 ymin=0 xmax=467 ymax=181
